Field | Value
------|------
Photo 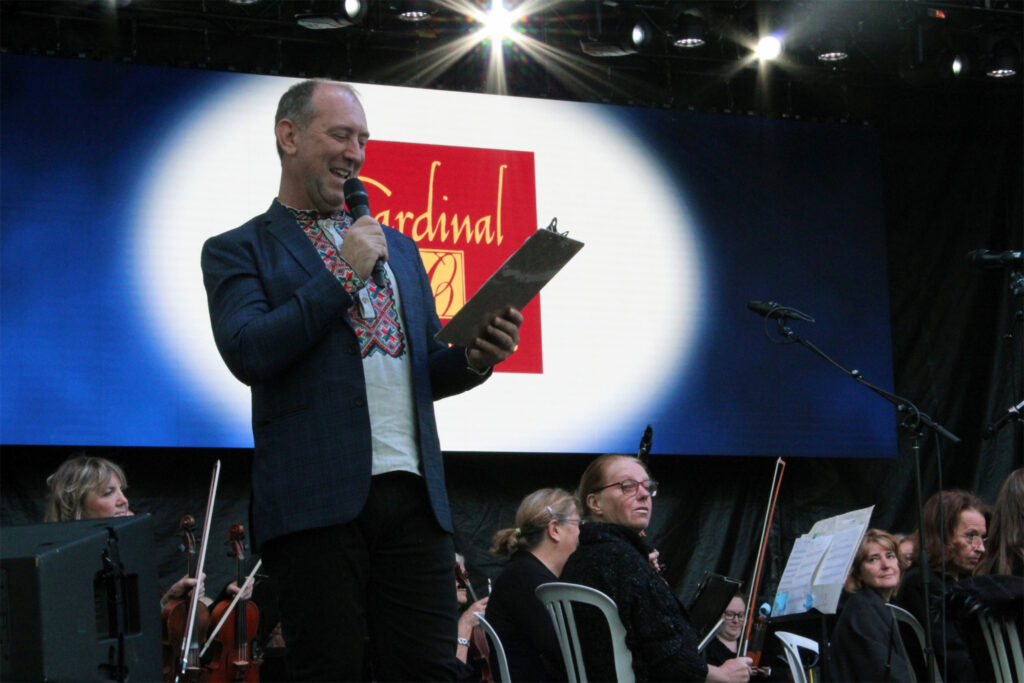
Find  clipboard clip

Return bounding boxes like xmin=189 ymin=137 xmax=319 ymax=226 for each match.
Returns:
xmin=543 ymin=217 xmax=569 ymax=237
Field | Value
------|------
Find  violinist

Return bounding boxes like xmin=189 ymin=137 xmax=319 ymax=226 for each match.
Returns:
xmin=704 ymin=594 xmax=746 ymax=667
xmin=485 ymin=488 xmax=581 ymax=681
xmin=44 ymin=454 xmax=251 ymax=608
xmin=561 ymin=454 xmax=752 ymax=682
xmin=454 ymin=557 xmax=490 ymax=681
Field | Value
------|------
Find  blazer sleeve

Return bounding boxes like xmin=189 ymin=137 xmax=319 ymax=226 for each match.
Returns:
xmin=201 ymin=223 xmax=354 ymax=386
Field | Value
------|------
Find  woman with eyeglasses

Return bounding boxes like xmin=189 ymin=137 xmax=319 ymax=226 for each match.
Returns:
xmin=561 ymin=454 xmax=752 ymax=682
xmin=704 ymin=595 xmax=746 ymax=667
xmin=896 ymin=489 xmax=989 ymax=681
xmin=485 ymin=488 xmax=582 ymax=681
xmin=828 ymin=528 xmax=914 ymax=682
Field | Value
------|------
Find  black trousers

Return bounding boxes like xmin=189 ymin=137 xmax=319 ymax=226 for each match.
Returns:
xmin=263 ymin=472 xmax=458 ymax=681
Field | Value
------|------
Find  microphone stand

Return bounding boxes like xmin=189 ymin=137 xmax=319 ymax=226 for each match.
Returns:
xmin=982 ymin=267 xmax=1024 ymax=454
xmin=764 ymin=317 xmax=960 ymax=672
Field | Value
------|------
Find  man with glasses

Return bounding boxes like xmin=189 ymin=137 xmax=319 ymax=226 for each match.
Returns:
xmin=563 ymin=454 xmax=753 ymax=682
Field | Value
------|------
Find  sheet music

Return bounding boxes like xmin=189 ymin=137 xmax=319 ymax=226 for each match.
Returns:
xmin=772 ymin=505 xmax=873 ymax=616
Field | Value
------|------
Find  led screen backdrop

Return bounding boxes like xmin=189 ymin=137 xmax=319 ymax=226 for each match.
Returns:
xmin=1 ymin=55 xmax=896 ymax=457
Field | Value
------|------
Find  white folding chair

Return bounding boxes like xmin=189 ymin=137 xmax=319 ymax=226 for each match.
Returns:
xmin=888 ymin=602 xmax=942 ymax=683
xmin=977 ymin=612 xmax=1024 ymax=683
xmin=535 ymin=581 xmax=635 ymax=683
xmin=474 ymin=612 xmax=512 ymax=683
xmin=774 ymin=631 xmax=818 ymax=683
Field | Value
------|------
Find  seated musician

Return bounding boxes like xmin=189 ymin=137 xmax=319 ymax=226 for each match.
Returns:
xmin=44 ymin=453 xmax=250 ymax=605
xmin=828 ymin=528 xmax=914 ymax=682
xmin=561 ymin=454 xmax=752 ymax=682
xmin=896 ymin=489 xmax=988 ymax=681
xmin=704 ymin=594 xmax=745 ymax=667
xmin=454 ymin=555 xmax=490 ymax=681
xmin=485 ymin=488 xmax=581 ymax=681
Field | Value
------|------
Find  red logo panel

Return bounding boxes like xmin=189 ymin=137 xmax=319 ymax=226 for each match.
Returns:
xmin=359 ymin=140 xmax=540 ymax=373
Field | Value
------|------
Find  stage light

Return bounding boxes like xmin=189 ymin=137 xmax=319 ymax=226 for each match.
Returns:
xmin=393 ymin=1 xmax=435 ymax=22
xmin=580 ymin=13 xmax=656 ymax=57
xmin=669 ymin=11 xmax=707 ymax=49
xmin=817 ymin=35 xmax=849 ymax=63
xmin=986 ymin=40 xmax=1019 ymax=78
xmin=482 ymin=1 xmax=517 ymax=43
xmin=755 ymin=36 xmax=782 ymax=61
xmin=296 ymin=0 xmax=367 ymax=29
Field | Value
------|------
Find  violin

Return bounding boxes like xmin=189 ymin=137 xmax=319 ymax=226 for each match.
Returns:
xmin=455 ymin=561 xmax=493 ymax=682
xmin=162 ymin=515 xmax=211 ymax=683
xmin=203 ymin=523 xmax=261 ymax=682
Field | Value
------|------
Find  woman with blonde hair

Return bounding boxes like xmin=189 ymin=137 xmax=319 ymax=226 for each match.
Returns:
xmin=829 ymin=529 xmax=914 ymax=682
xmin=44 ymin=454 xmax=212 ymax=607
xmin=485 ymin=487 xmax=582 ymax=681
xmin=45 ymin=454 xmax=132 ymax=521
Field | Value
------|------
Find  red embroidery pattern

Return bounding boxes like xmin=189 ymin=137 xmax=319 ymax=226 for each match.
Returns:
xmin=287 ymin=207 xmax=406 ymax=359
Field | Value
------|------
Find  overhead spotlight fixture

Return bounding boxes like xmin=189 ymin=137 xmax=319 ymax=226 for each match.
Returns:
xmin=296 ymin=0 xmax=367 ymax=30
xmin=392 ymin=1 xmax=435 ymax=22
xmin=580 ymin=13 xmax=656 ymax=57
xmin=669 ymin=11 xmax=707 ymax=49
xmin=226 ymin=0 xmax=262 ymax=5
xmin=754 ymin=35 xmax=782 ymax=61
xmin=817 ymin=35 xmax=849 ymax=62
xmin=986 ymin=40 xmax=1019 ymax=78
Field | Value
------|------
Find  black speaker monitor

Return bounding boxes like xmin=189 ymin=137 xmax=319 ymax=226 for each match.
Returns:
xmin=0 ymin=514 xmax=162 ymax=681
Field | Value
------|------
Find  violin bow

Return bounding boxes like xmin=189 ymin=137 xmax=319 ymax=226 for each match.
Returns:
xmin=175 ymin=460 xmax=221 ymax=682
xmin=739 ymin=456 xmax=785 ymax=657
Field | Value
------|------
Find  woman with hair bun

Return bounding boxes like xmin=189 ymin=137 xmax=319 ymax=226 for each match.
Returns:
xmin=484 ymin=488 xmax=582 ymax=681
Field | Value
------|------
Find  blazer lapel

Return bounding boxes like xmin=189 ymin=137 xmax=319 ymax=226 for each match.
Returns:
xmin=262 ymin=200 xmax=324 ymax=277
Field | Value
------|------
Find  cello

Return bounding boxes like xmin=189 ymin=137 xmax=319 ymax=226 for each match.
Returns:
xmin=202 ymin=524 xmax=262 ymax=682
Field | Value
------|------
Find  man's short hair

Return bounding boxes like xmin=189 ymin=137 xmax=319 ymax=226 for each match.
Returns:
xmin=274 ymin=78 xmax=361 ymax=159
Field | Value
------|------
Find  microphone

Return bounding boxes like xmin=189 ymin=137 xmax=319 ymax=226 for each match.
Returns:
xmin=747 ymin=300 xmax=815 ymax=323
xmin=343 ymin=177 xmax=386 ymax=288
xmin=984 ymin=399 xmax=1024 ymax=439
xmin=967 ymin=249 xmax=1023 ymax=269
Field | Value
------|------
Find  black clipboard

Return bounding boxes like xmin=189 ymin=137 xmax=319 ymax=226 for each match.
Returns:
xmin=689 ymin=573 xmax=743 ymax=638
xmin=434 ymin=225 xmax=583 ymax=346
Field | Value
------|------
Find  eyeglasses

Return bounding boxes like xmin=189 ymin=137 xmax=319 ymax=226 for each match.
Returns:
xmin=593 ymin=479 xmax=658 ymax=498
xmin=960 ymin=531 xmax=987 ymax=548
xmin=545 ymin=506 xmax=585 ymax=525
xmin=722 ymin=611 xmax=744 ymax=621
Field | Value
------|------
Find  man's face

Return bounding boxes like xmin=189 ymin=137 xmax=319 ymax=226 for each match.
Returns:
xmin=287 ymin=84 xmax=369 ymax=215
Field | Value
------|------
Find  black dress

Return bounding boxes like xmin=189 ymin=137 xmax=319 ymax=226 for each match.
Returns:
xmin=485 ymin=550 xmax=566 ymax=681
xmin=828 ymin=586 xmax=914 ymax=682
xmin=561 ymin=522 xmax=709 ymax=682
xmin=703 ymin=636 xmax=737 ymax=667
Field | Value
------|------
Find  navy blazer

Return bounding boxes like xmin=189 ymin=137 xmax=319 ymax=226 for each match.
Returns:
xmin=201 ymin=200 xmax=488 ymax=549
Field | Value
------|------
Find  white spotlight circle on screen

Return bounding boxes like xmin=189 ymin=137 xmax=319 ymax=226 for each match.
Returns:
xmin=134 ymin=76 xmax=702 ymax=452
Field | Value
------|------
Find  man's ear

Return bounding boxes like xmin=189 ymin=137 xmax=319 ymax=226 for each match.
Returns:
xmin=586 ymin=493 xmax=602 ymax=517
xmin=275 ymin=118 xmax=299 ymax=156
